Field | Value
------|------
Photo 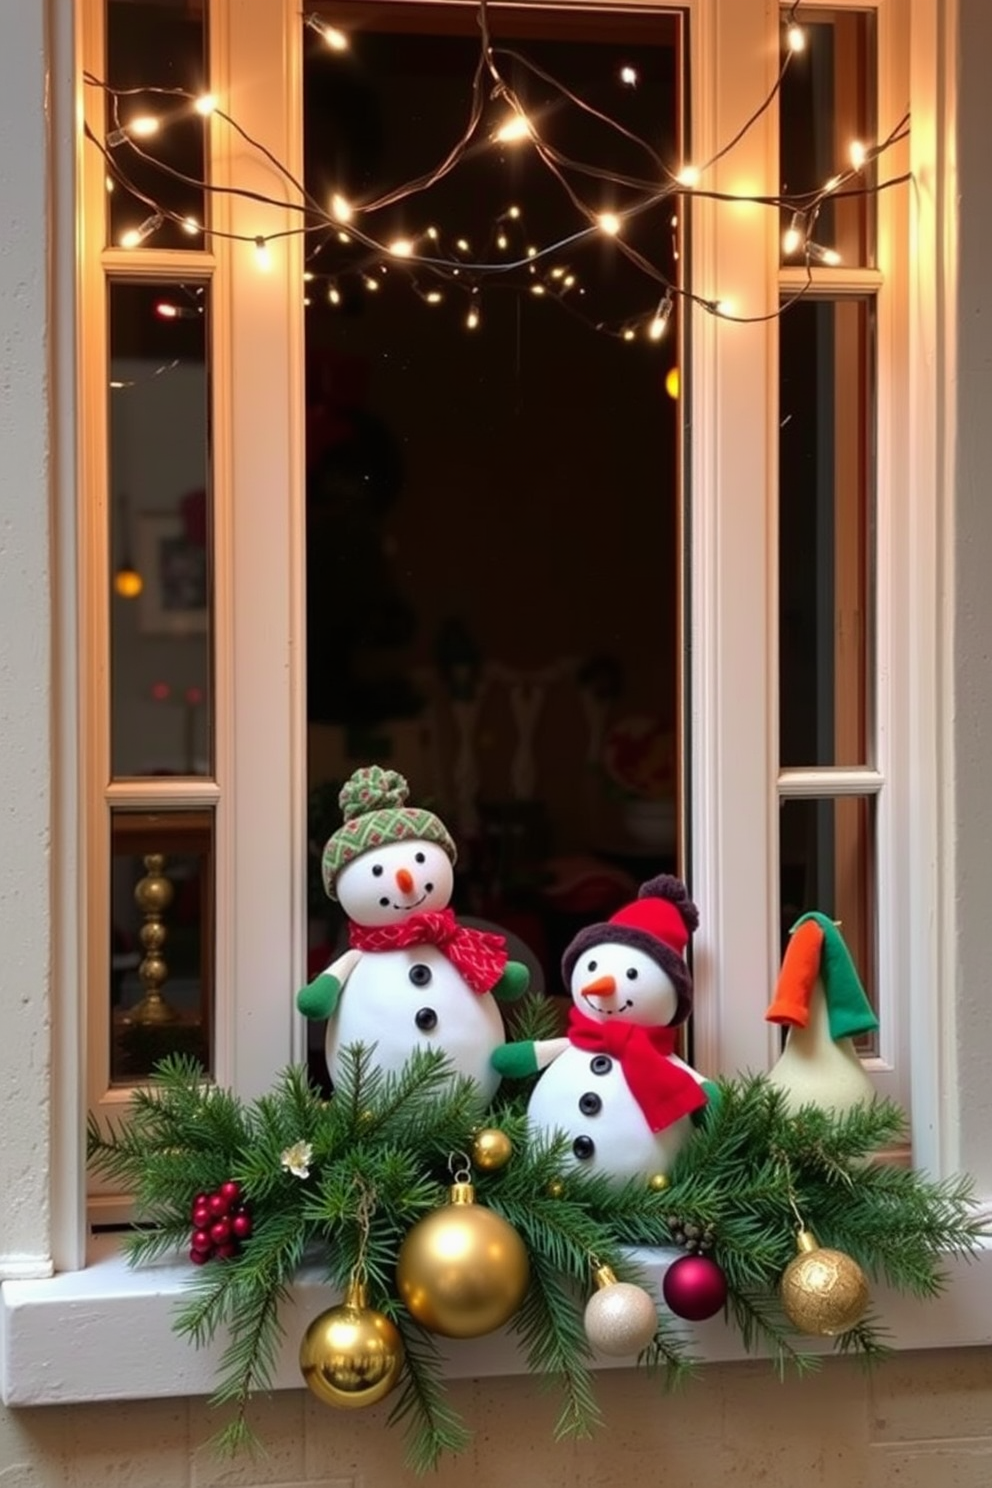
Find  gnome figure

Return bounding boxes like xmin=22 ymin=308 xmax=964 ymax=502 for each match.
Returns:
xmin=297 ymin=766 xmax=529 ymax=1101
xmin=493 ymin=875 xmax=712 ymax=1182
xmin=765 ymin=912 xmax=878 ymax=1115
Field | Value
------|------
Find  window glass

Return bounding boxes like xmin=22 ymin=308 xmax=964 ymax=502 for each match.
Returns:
xmin=109 ymin=279 xmax=213 ymax=778
xmin=105 ymin=0 xmax=209 ymax=250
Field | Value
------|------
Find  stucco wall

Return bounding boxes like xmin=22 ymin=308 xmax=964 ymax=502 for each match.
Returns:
xmin=1 ymin=1350 xmax=992 ymax=1485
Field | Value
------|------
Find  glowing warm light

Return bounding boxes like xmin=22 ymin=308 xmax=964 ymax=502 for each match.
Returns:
xmin=508 ymin=205 xmax=521 ymax=220
xmin=563 ymin=274 xmax=576 ymax=289
xmin=620 ymin=66 xmax=638 ymax=86
xmin=496 ymin=233 xmax=509 ymax=249
xmin=119 ymin=213 xmax=163 ymax=249
xmin=337 ymin=231 xmax=350 ymax=244
xmin=316 ymin=22 xmax=349 ymax=50
xmin=427 ymin=226 xmax=439 ymax=241
xmin=114 ymin=568 xmax=143 ymax=599
xmin=388 ymin=238 xmax=414 ymax=258
xmin=530 ymin=284 xmax=546 ymax=296
xmin=824 ymin=174 xmax=843 ymax=193
xmin=105 ymin=175 xmax=115 ymax=193
xmin=425 ymin=290 xmax=443 ymax=304
xmin=786 ymin=23 xmax=806 ymax=52
xmin=648 ymin=298 xmax=673 ymax=341
xmin=128 ymin=114 xmax=159 ymax=139
xmin=194 ymin=94 xmax=217 ymax=116
xmin=713 ymin=299 xmax=735 ymax=317
xmin=495 ymin=113 xmax=532 ymax=144
xmin=456 ymin=238 xmax=471 ymax=253
xmin=850 ymin=140 xmax=868 ymax=169
xmin=675 ymin=165 xmax=700 ymax=188
xmin=621 ymin=327 xmax=636 ymax=341
xmin=330 ymin=193 xmax=353 ymax=223
xmin=466 ymin=306 xmax=480 ymax=330
xmin=303 ymin=271 xmax=315 ymax=282
xmin=550 ymin=267 xmax=565 ymax=279
xmin=598 ymin=212 xmax=622 ymax=236
xmin=665 ymin=367 xmax=680 ymax=399
xmin=155 ymin=302 xmax=180 ymax=319
xmin=526 ymin=245 xmax=538 ymax=258
xmin=328 ymin=287 xmax=341 ymax=307
xmin=782 ymin=212 xmax=804 ymax=255
xmin=808 ymin=242 xmax=842 ymax=266
xmin=254 ymin=236 xmax=272 ymax=270
xmin=181 ymin=216 xmax=200 ymax=235
xmin=364 ymin=276 xmax=379 ymax=291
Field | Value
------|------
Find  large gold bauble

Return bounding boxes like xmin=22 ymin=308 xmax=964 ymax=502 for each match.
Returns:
xmin=780 ymin=1229 xmax=870 ymax=1336
xmin=299 ymin=1280 xmax=404 ymax=1409
xmin=471 ymin=1127 xmax=514 ymax=1171
xmin=396 ymin=1182 xmax=530 ymax=1338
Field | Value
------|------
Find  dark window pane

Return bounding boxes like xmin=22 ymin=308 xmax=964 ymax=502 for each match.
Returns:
xmin=110 ymin=810 xmax=214 ymax=1084
xmin=779 ymin=297 xmax=873 ymax=768
xmin=780 ymin=10 xmax=876 ymax=268
xmin=105 ymin=0 xmax=208 ymax=250
xmin=109 ymin=280 xmax=213 ymax=778
xmin=779 ymin=795 xmax=876 ymax=1037
xmin=304 ymin=8 xmax=683 ymax=1012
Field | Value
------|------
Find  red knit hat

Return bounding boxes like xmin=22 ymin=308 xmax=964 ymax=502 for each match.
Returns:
xmin=561 ymin=874 xmax=699 ymax=1025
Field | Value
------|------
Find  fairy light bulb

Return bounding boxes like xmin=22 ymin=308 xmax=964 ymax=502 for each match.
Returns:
xmin=128 ymin=114 xmax=159 ymax=139
xmin=388 ymin=238 xmax=414 ymax=257
xmin=648 ymin=296 xmax=674 ymax=342
xmin=807 ymin=242 xmax=842 ymax=266
xmin=823 ymin=173 xmax=843 ymax=193
xmin=622 ymin=327 xmax=636 ymax=342
xmin=426 ymin=226 xmax=439 ymax=241
xmin=598 ymin=212 xmax=622 ymax=236
xmin=782 ymin=212 xmax=804 ymax=255
xmin=425 ymin=290 xmax=443 ymax=304
xmin=786 ymin=23 xmax=806 ymax=52
xmin=119 ymin=213 xmax=163 ymax=249
xmin=675 ymin=165 xmax=700 ymax=188
xmin=466 ymin=305 xmax=480 ymax=330
xmin=194 ymin=94 xmax=217 ymax=116
xmin=508 ymin=205 xmax=521 ymax=219
xmin=530 ymin=283 xmax=546 ymax=296
xmin=563 ymin=274 xmax=576 ymax=289
xmin=620 ymin=66 xmax=638 ymax=86
xmin=254 ymin=235 xmax=272 ymax=270
xmin=306 ymin=16 xmax=350 ymax=50
xmin=181 ymin=216 xmax=201 ymax=236
xmin=330 ymin=193 xmax=353 ymax=223
xmin=456 ymin=238 xmax=471 ymax=253
xmin=364 ymin=276 xmax=379 ymax=292
xmin=495 ymin=112 xmax=532 ymax=144
xmin=114 ymin=567 xmax=143 ymax=599
xmin=497 ymin=233 xmax=509 ymax=250
xmin=328 ymin=285 xmax=341 ymax=306
xmin=155 ymin=302 xmax=180 ymax=320
xmin=849 ymin=140 xmax=868 ymax=169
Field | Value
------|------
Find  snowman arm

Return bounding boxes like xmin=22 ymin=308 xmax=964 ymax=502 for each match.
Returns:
xmin=295 ymin=949 xmax=361 ymax=1021
xmin=492 ymin=959 xmax=530 ymax=1003
xmin=491 ymin=1036 xmax=569 ymax=1079
xmin=690 ymin=1078 xmax=722 ymax=1127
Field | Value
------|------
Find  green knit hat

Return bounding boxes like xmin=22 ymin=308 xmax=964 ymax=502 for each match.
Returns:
xmin=321 ymin=766 xmax=457 ymax=901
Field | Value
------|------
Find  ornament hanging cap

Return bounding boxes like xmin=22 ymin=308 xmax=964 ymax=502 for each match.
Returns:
xmin=765 ymin=911 xmax=879 ymax=1040
xmin=561 ymin=874 xmax=698 ymax=1025
xmin=321 ymin=766 xmax=457 ymax=900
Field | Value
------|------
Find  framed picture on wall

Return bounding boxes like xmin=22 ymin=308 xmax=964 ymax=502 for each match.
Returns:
xmin=136 ymin=512 xmax=208 ymax=637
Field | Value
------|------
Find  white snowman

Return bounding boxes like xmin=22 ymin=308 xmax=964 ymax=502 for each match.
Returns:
xmin=493 ymin=875 xmax=711 ymax=1182
xmin=297 ymin=766 xmax=529 ymax=1103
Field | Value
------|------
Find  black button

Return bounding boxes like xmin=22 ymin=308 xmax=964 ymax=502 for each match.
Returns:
xmin=579 ymin=1092 xmax=602 ymax=1116
xmin=415 ymin=1007 xmax=438 ymax=1031
xmin=590 ymin=1055 xmax=613 ymax=1075
xmin=409 ymin=964 xmax=432 ymax=987
xmin=572 ymin=1135 xmax=595 ymax=1160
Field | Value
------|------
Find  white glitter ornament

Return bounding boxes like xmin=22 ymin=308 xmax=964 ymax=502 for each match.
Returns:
xmin=583 ymin=1265 xmax=659 ymax=1356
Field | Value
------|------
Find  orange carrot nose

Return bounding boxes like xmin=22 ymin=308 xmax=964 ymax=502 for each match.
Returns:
xmin=395 ymin=867 xmax=415 ymax=895
xmin=581 ymin=975 xmax=616 ymax=998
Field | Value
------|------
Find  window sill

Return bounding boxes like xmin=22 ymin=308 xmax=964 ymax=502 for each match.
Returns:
xmin=4 ymin=1224 xmax=992 ymax=1406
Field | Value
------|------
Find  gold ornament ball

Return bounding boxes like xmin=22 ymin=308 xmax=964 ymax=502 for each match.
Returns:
xmin=780 ymin=1230 xmax=870 ymax=1337
xmin=472 ymin=1127 xmax=513 ymax=1171
xmin=300 ymin=1281 xmax=404 ymax=1409
xmin=648 ymin=1173 xmax=670 ymax=1192
xmin=396 ymin=1183 xmax=530 ymax=1338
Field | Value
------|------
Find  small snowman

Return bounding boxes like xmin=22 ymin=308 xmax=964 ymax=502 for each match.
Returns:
xmin=765 ymin=912 xmax=878 ymax=1115
xmin=297 ymin=766 xmax=529 ymax=1103
xmin=493 ymin=875 xmax=711 ymax=1182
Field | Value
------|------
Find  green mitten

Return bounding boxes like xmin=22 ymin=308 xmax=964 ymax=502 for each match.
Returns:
xmin=690 ymin=1079 xmax=722 ymax=1127
xmin=491 ymin=1041 xmax=539 ymax=1078
xmin=296 ymin=972 xmax=342 ymax=1021
xmin=493 ymin=959 xmax=530 ymax=1003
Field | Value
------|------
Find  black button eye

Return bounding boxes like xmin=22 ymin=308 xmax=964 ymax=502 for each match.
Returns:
xmin=590 ymin=1055 xmax=612 ymax=1075
xmin=572 ymin=1135 xmax=595 ymax=1160
xmin=626 ymin=967 xmax=639 ymax=981
xmin=587 ymin=959 xmax=598 ymax=972
xmin=415 ymin=851 xmax=425 ymax=863
xmin=425 ymin=882 xmax=434 ymax=893
xmin=409 ymin=963 xmax=432 ymax=987
xmin=372 ymin=864 xmax=383 ymax=877
xmin=379 ymin=896 xmax=390 ymax=907
xmin=579 ymin=1092 xmax=602 ymax=1116
xmin=415 ymin=1006 xmax=437 ymax=1031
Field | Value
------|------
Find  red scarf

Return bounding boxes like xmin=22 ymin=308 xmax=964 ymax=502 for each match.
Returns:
xmin=567 ymin=1008 xmax=707 ymax=1133
xmin=349 ymin=909 xmax=507 ymax=995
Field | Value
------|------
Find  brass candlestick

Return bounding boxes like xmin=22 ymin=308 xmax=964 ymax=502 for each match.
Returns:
xmin=125 ymin=853 xmax=179 ymax=1026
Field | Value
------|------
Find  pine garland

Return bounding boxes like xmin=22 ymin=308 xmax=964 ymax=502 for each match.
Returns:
xmin=87 ymin=1046 xmax=988 ymax=1471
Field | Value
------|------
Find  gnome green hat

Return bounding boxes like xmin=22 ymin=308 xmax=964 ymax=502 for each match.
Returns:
xmin=765 ymin=911 xmax=879 ymax=1040
xmin=321 ymin=766 xmax=457 ymax=901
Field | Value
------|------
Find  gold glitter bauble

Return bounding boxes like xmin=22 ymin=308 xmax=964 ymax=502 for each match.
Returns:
xmin=471 ymin=1127 xmax=513 ymax=1171
xmin=396 ymin=1182 xmax=530 ymax=1338
xmin=300 ymin=1280 xmax=404 ymax=1409
xmin=648 ymin=1173 xmax=670 ymax=1192
xmin=780 ymin=1229 xmax=870 ymax=1336
xmin=583 ymin=1265 xmax=659 ymax=1357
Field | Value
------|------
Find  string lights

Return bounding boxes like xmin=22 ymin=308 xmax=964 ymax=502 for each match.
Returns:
xmin=84 ymin=0 xmax=910 ymax=342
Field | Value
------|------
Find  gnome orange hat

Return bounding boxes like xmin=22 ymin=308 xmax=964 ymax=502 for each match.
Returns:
xmin=766 ymin=913 xmax=878 ymax=1040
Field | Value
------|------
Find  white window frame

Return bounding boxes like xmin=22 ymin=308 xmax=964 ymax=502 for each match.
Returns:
xmin=4 ymin=0 xmax=990 ymax=1407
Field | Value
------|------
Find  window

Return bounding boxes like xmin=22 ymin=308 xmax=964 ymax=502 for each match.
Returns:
xmin=5 ymin=0 xmax=982 ymax=1398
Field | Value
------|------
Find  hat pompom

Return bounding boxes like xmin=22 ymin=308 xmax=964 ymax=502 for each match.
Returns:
xmin=338 ymin=765 xmax=409 ymax=823
xmin=638 ymin=874 xmax=699 ymax=936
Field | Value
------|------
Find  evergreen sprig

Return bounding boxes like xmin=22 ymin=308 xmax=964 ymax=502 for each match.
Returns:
xmin=87 ymin=1054 xmax=989 ymax=1471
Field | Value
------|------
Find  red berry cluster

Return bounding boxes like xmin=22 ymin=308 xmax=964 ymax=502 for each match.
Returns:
xmin=189 ymin=1180 xmax=252 ymax=1265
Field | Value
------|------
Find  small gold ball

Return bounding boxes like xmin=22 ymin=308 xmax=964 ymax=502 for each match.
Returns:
xmin=648 ymin=1173 xmax=670 ymax=1192
xmin=471 ymin=1128 xmax=513 ymax=1171
xmin=548 ymin=1178 xmax=565 ymax=1198
xmin=300 ymin=1284 xmax=404 ymax=1409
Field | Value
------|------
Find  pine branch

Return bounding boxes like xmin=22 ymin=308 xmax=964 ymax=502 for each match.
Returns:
xmin=385 ymin=1308 xmax=472 ymax=1472
xmin=511 ymin=1253 xmax=602 ymax=1441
